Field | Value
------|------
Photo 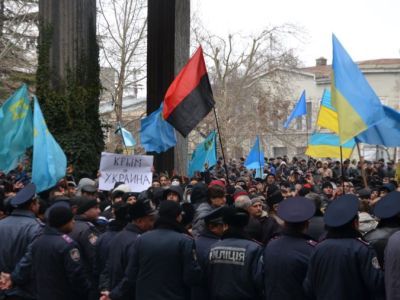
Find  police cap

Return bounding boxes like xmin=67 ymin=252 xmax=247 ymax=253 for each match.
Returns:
xmin=324 ymin=194 xmax=359 ymax=227
xmin=223 ymin=207 xmax=249 ymax=227
xmin=277 ymin=196 xmax=315 ymax=223
xmin=203 ymin=207 xmax=224 ymax=225
xmin=10 ymin=183 xmax=36 ymax=207
xmin=373 ymin=191 xmax=400 ymax=219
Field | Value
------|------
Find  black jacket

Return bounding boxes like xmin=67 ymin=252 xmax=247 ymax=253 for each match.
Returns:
xmin=129 ymin=218 xmax=202 ymax=300
xmin=364 ymin=219 xmax=400 ymax=267
xmin=107 ymin=223 xmax=143 ymax=300
xmin=264 ymin=231 xmax=315 ymax=300
xmin=304 ymin=229 xmax=384 ymax=300
xmin=0 ymin=209 xmax=43 ymax=299
xmin=31 ymin=226 xmax=92 ymax=300
xmin=206 ymin=229 xmax=263 ymax=300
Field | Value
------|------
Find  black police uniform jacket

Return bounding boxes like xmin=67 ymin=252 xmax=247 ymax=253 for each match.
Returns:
xmin=304 ymin=229 xmax=385 ymax=300
xmin=105 ymin=223 xmax=143 ymax=300
xmin=364 ymin=219 xmax=400 ymax=267
xmin=192 ymin=229 xmax=220 ymax=300
xmin=68 ymin=216 xmax=100 ymax=279
xmin=0 ymin=209 xmax=43 ymax=299
xmin=31 ymin=226 xmax=92 ymax=300
xmin=95 ymin=220 xmax=125 ymax=280
xmin=206 ymin=229 xmax=263 ymax=300
xmin=128 ymin=218 xmax=202 ymax=300
xmin=263 ymin=230 xmax=316 ymax=300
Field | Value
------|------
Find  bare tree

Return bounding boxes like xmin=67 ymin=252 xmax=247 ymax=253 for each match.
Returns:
xmin=0 ymin=0 xmax=38 ymax=97
xmin=97 ymin=0 xmax=147 ymax=130
xmin=192 ymin=22 xmax=302 ymax=158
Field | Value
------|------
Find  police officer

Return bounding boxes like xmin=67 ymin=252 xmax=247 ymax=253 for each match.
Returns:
xmin=304 ymin=194 xmax=384 ymax=300
xmin=207 ymin=207 xmax=263 ymax=300
xmin=192 ymin=207 xmax=225 ymax=300
xmin=263 ymin=196 xmax=316 ymax=300
xmin=364 ymin=191 xmax=400 ymax=267
xmin=32 ymin=206 xmax=92 ymax=300
xmin=95 ymin=202 xmax=129 ymax=281
xmin=123 ymin=201 xmax=201 ymax=300
xmin=100 ymin=200 xmax=156 ymax=300
xmin=68 ymin=196 xmax=100 ymax=299
xmin=0 ymin=183 xmax=42 ymax=299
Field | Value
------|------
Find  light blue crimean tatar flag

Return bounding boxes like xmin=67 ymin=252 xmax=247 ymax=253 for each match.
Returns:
xmin=244 ymin=136 xmax=265 ymax=178
xmin=140 ymin=104 xmax=177 ymax=153
xmin=0 ymin=84 xmax=33 ymax=173
xmin=32 ymin=96 xmax=67 ymax=192
xmin=283 ymin=90 xmax=307 ymax=129
xmin=116 ymin=125 xmax=136 ymax=147
xmin=188 ymin=131 xmax=217 ymax=176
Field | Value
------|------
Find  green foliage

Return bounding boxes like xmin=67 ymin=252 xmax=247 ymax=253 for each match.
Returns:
xmin=36 ymin=22 xmax=104 ymax=179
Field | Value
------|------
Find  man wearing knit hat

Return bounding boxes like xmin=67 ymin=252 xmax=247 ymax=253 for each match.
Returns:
xmin=32 ymin=206 xmax=91 ymax=300
xmin=69 ymin=196 xmax=100 ymax=299
xmin=304 ymin=194 xmax=384 ymax=299
xmin=118 ymin=201 xmax=201 ymax=300
xmin=264 ymin=197 xmax=316 ymax=300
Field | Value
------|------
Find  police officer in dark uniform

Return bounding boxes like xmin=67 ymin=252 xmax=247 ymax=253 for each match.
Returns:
xmin=0 ymin=183 xmax=42 ymax=300
xmin=364 ymin=191 xmax=400 ymax=267
xmin=263 ymin=196 xmax=316 ymax=300
xmin=207 ymin=207 xmax=263 ymax=300
xmin=68 ymin=196 xmax=100 ymax=299
xmin=32 ymin=206 xmax=92 ymax=300
xmin=100 ymin=200 xmax=156 ymax=300
xmin=120 ymin=201 xmax=201 ymax=300
xmin=304 ymin=194 xmax=384 ymax=300
xmin=95 ymin=202 xmax=129 ymax=281
xmin=192 ymin=207 xmax=225 ymax=300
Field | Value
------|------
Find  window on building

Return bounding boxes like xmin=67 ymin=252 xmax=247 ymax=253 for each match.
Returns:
xmin=273 ymin=147 xmax=287 ymax=157
xmin=296 ymin=147 xmax=307 ymax=156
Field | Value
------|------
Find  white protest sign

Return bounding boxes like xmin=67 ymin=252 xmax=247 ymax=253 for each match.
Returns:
xmin=99 ymin=152 xmax=153 ymax=192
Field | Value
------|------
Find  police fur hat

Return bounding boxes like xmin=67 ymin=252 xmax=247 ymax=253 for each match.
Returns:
xmin=75 ymin=197 xmax=98 ymax=215
xmin=158 ymin=200 xmax=182 ymax=220
xmin=223 ymin=207 xmax=249 ymax=228
xmin=48 ymin=206 xmax=73 ymax=228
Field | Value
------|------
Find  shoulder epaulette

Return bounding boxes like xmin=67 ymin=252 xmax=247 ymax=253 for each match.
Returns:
xmin=307 ymin=240 xmax=318 ymax=247
xmin=356 ymin=237 xmax=370 ymax=246
xmin=61 ymin=234 xmax=74 ymax=244
xmin=183 ymin=233 xmax=194 ymax=240
xmin=251 ymin=238 xmax=263 ymax=246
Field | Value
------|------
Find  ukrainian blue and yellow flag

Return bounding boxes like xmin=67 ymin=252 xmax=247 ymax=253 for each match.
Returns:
xmin=306 ymin=133 xmax=355 ymax=159
xmin=0 ymin=84 xmax=33 ymax=173
xmin=332 ymin=34 xmax=385 ymax=144
xmin=32 ymin=96 xmax=67 ymax=192
xmin=316 ymin=89 xmax=339 ymax=133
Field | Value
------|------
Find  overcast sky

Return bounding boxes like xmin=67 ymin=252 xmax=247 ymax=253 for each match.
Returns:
xmin=192 ymin=0 xmax=400 ymax=66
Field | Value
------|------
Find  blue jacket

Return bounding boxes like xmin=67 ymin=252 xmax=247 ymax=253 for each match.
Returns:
xmin=107 ymin=223 xmax=143 ymax=300
xmin=31 ymin=226 xmax=92 ymax=300
xmin=304 ymin=230 xmax=384 ymax=300
xmin=0 ymin=209 xmax=43 ymax=299
xmin=206 ymin=230 xmax=263 ymax=300
xmin=263 ymin=231 xmax=315 ymax=300
xmin=129 ymin=219 xmax=202 ymax=300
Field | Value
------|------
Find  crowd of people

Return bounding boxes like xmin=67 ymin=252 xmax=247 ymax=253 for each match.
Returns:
xmin=0 ymin=155 xmax=400 ymax=300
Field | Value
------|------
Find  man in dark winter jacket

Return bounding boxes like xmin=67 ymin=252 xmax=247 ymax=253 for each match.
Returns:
xmin=304 ymin=194 xmax=384 ymax=300
xmin=207 ymin=207 xmax=263 ymax=300
xmin=264 ymin=196 xmax=316 ymax=300
xmin=32 ymin=206 xmax=92 ymax=300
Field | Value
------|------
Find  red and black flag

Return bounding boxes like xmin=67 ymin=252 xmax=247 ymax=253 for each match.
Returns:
xmin=162 ymin=47 xmax=215 ymax=137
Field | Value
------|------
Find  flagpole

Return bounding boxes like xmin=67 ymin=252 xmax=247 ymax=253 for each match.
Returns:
xmin=257 ymin=135 xmax=263 ymax=178
xmin=356 ymin=143 xmax=368 ymax=188
xmin=213 ymin=108 xmax=229 ymax=181
xmin=340 ymin=145 xmax=345 ymax=194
